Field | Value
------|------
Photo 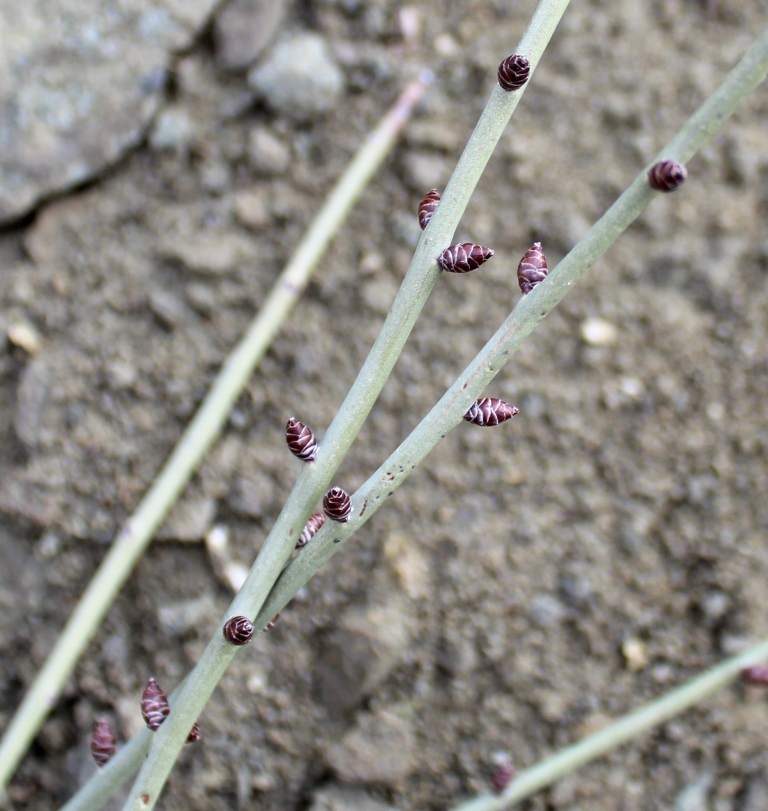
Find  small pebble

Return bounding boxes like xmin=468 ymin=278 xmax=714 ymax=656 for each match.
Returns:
xmin=580 ymin=317 xmax=618 ymax=347
xmin=622 ymin=637 xmax=649 ymax=671
xmin=248 ymin=34 xmax=345 ymax=122
xmin=8 ymin=321 xmax=43 ymax=355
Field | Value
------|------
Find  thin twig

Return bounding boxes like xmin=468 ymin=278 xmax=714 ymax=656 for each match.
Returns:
xmin=119 ymin=3 xmax=571 ymax=809
xmin=0 ymin=74 xmax=430 ymax=793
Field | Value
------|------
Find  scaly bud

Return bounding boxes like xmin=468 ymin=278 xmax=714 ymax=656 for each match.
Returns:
xmin=517 ymin=241 xmax=548 ymax=294
xmin=437 ymin=243 xmax=494 ymax=274
xmin=464 ymin=398 xmax=519 ymax=427
xmin=418 ymin=189 xmax=441 ymax=229
xmin=286 ymin=417 xmax=318 ymax=462
xmin=323 ymin=486 xmax=352 ymax=522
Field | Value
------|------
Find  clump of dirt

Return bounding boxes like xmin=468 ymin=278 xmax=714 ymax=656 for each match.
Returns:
xmin=2 ymin=1 xmax=768 ymax=810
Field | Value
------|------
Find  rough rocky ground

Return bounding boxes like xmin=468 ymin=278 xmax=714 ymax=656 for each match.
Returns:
xmin=1 ymin=0 xmax=768 ymax=809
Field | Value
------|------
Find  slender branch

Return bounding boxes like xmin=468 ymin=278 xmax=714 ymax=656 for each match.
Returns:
xmin=119 ymin=4 xmax=572 ymax=809
xmin=449 ymin=638 xmax=768 ymax=811
xmin=0 ymin=74 xmax=428 ymax=794
xmin=258 ymin=23 xmax=768 ymax=626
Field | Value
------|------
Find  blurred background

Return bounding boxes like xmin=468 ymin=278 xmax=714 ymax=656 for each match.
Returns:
xmin=1 ymin=1 xmax=768 ymax=808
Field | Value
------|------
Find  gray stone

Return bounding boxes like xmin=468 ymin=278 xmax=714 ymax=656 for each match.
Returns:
xmin=159 ymin=231 xmax=256 ymax=275
xmin=149 ymin=107 xmax=195 ymax=154
xmin=214 ymin=0 xmax=287 ymax=71
xmin=248 ymin=33 xmax=345 ymax=122
xmin=325 ymin=706 xmax=416 ymax=784
xmin=400 ymin=150 xmax=451 ymax=193
xmin=529 ymin=594 xmax=567 ymax=628
xmin=14 ymin=354 xmax=51 ymax=449
xmin=156 ymin=496 xmax=216 ymax=541
xmin=316 ymin=602 xmax=411 ymax=717
xmin=247 ymin=127 xmax=292 ymax=176
xmin=309 ymin=785 xmax=399 ymax=811
xmin=149 ymin=289 xmax=190 ymax=329
xmin=233 ymin=189 xmax=271 ymax=230
xmin=0 ymin=0 xmax=220 ymax=224
xmin=674 ymin=772 xmax=712 ymax=811
xmin=158 ymin=594 xmax=217 ymax=635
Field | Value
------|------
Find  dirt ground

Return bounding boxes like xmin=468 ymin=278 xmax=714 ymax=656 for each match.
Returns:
xmin=2 ymin=1 xmax=768 ymax=809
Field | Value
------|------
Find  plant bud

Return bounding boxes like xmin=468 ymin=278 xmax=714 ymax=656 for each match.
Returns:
xmin=297 ymin=512 xmax=325 ymax=549
xmin=490 ymin=762 xmax=515 ymax=794
xmin=418 ymin=189 xmax=441 ymax=229
xmin=223 ymin=615 xmax=254 ymax=646
xmin=437 ymin=243 xmax=494 ymax=274
xmin=323 ymin=486 xmax=352 ymax=522
xmin=648 ymin=160 xmax=688 ymax=192
xmin=286 ymin=417 xmax=318 ymax=462
xmin=186 ymin=722 xmax=201 ymax=744
xmin=517 ymin=241 xmax=548 ymax=294
xmin=464 ymin=398 xmax=519 ymax=427
xmin=141 ymin=678 xmax=170 ymax=732
xmin=741 ymin=664 xmax=768 ymax=685
xmin=90 ymin=719 xmax=117 ymax=767
xmin=497 ymin=54 xmax=530 ymax=91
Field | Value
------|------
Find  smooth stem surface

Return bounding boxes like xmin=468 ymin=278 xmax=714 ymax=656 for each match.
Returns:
xmin=120 ymin=4 xmax=571 ymax=809
xmin=259 ymin=23 xmax=768 ymax=625
xmin=0 ymin=76 xmax=427 ymax=795
xmin=451 ymin=639 xmax=768 ymax=811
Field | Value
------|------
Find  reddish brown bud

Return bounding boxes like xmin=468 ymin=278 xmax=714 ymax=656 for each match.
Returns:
xmin=517 ymin=241 xmax=548 ymax=294
xmin=264 ymin=613 xmax=281 ymax=632
xmin=418 ymin=189 xmax=441 ymax=230
xmin=437 ymin=243 xmax=494 ymax=274
xmin=741 ymin=665 xmax=768 ymax=685
xmin=186 ymin=722 xmax=201 ymax=744
xmin=464 ymin=398 xmax=519 ymax=427
xmin=90 ymin=719 xmax=117 ymax=767
xmin=497 ymin=54 xmax=530 ymax=91
xmin=323 ymin=486 xmax=352 ymax=522
xmin=141 ymin=678 xmax=170 ymax=732
xmin=490 ymin=762 xmax=515 ymax=794
xmin=223 ymin=615 xmax=254 ymax=646
xmin=286 ymin=417 xmax=318 ymax=462
xmin=297 ymin=512 xmax=325 ymax=549
xmin=648 ymin=160 xmax=688 ymax=192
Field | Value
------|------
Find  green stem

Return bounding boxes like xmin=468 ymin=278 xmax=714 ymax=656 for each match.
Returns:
xmin=120 ymin=4 xmax=571 ymax=809
xmin=450 ymin=639 xmax=768 ymax=811
xmin=258 ymin=23 xmax=768 ymax=627
xmin=0 ymin=74 xmax=427 ymax=796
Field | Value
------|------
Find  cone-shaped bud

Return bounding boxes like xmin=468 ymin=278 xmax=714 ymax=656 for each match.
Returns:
xmin=648 ymin=160 xmax=688 ymax=192
xmin=297 ymin=512 xmax=325 ymax=549
xmin=141 ymin=677 xmax=170 ymax=732
xmin=497 ymin=54 xmax=530 ymax=91
xmin=323 ymin=486 xmax=352 ymax=522
xmin=90 ymin=719 xmax=117 ymax=767
xmin=464 ymin=398 xmax=519 ymax=427
xmin=741 ymin=665 xmax=768 ymax=685
xmin=418 ymin=189 xmax=441 ymax=229
xmin=223 ymin=615 xmax=254 ymax=646
xmin=437 ymin=243 xmax=494 ymax=274
xmin=186 ymin=722 xmax=201 ymax=744
xmin=286 ymin=417 xmax=318 ymax=462
xmin=490 ymin=762 xmax=515 ymax=794
xmin=517 ymin=241 xmax=548 ymax=294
